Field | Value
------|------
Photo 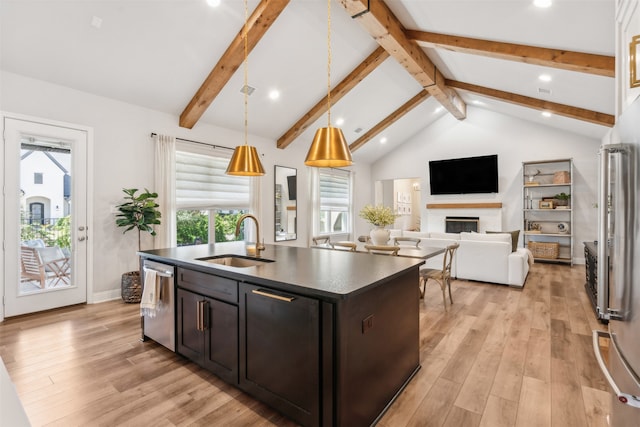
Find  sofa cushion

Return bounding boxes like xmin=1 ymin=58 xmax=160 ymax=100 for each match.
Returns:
xmin=486 ymin=230 xmax=520 ymax=252
xmin=428 ymin=232 xmax=460 ymax=240
xmin=459 ymin=232 xmax=511 ymax=244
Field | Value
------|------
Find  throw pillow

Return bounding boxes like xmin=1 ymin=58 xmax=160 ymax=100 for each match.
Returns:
xmin=487 ymin=230 xmax=520 ymax=252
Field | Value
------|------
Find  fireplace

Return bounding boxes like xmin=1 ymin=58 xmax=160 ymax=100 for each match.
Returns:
xmin=445 ymin=216 xmax=479 ymax=233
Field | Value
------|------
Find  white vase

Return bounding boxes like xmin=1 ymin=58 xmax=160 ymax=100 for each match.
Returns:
xmin=370 ymin=227 xmax=390 ymax=245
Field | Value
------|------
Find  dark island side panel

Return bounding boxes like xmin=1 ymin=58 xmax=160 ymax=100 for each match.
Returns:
xmin=335 ymin=267 xmax=420 ymax=426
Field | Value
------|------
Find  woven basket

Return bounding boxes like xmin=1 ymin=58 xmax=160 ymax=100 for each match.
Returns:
xmin=528 ymin=241 xmax=559 ymax=259
xmin=121 ymin=271 xmax=142 ymax=303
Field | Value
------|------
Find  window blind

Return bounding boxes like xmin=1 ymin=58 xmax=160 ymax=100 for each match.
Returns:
xmin=176 ymin=150 xmax=250 ymax=209
xmin=320 ymin=169 xmax=350 ymax=211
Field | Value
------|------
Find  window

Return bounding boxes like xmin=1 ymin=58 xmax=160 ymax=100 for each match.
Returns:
xmin=318 ymin=169 xmax=351 ymax=235
xmin=175 ymin=147 xmax=251 ymax=246
xmin=34 ymin=172 xmax=43 ymax=184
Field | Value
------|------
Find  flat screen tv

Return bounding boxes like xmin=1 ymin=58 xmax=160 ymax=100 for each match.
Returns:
xmin=287 ymin=175 xmax=297 ymax=201
xmin=429 ymin=154 xmax=499 ymax=195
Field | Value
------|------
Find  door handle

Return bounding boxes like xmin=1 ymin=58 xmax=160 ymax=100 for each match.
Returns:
xmin=78 ymin=236 xmax=86 ymax=242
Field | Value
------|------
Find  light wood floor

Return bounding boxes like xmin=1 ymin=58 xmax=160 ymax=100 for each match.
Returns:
xmin=0 ymin=263 xmax=611 ymax=427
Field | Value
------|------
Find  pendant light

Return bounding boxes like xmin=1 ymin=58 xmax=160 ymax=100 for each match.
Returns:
xmin=226 ymin=0 xmax=265 ymax=176
xmin=304 ymin=0 xmax=353 ymax=167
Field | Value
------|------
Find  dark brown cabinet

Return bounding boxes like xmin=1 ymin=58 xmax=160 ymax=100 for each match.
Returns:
xmin=176 ymin=269 xmax=238 ymax=384
xmin=239 ymin=283 xmax=321 ymax=427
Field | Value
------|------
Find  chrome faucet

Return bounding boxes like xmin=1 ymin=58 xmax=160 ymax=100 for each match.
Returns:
xmin=235 ymin=214 xmax=265 ymax=251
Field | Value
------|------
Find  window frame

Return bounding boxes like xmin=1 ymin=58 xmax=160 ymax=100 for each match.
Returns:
xmin=316 ymin=168 xmax=353 ymax=236
xmin=174 ymin=143 xmax=254 ymax=246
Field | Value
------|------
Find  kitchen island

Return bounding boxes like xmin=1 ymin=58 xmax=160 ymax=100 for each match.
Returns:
xmin=139 ymin=242 xmax=424 ymax=427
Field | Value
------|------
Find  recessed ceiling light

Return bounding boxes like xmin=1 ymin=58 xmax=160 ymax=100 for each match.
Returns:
xmin=268 ymin=89 xmax=280 ymax=100
xmin=539 ymin=74 xmax=552 ymax=82
xmin=542 ymin=111 xmax=552 ymax=117
xmin=434 ymin=106 xmax=444 ymax=114
xmin=472 ymin=100 xmax=485 ymax=106
xmin=533 ymin=0 xmax=552 ymax=8
xmin=380 ymin=137 xmax=387 ymax=144
xmin=90 ymin=16 xmax=102 ymax=29
xmin=206 ymin=0 xmax=221 ymax=7
xmin=335 ymin=117 xmax=345 ymax=126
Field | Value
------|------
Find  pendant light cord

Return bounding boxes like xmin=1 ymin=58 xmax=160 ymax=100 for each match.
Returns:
xmin=326 ymin=0 xmax=332 ymax=128
xmin=244 ymin=0 xmax=249 ymax=146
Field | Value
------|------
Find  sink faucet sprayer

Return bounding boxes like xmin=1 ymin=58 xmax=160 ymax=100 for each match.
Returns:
xmin=235 ymin=214 xmax=265 ymax=251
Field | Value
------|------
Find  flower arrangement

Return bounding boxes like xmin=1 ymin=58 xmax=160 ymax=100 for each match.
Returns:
xmin=359 ymin=204 xmax=398 ymax=227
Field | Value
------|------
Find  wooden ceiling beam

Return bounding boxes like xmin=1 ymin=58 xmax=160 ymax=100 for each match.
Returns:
xmin=446 ymin=79 xmax=615 ymax=127
xmin=179 ymin=0 xmax=290 ymax=129
xmin=339 ymin=0 xmax=466 ymax=120
xmin=408 ymin=30 xmax=614 ymax=78
xmin=349 ymin=90 xmax=430 ymax=152
xmin=276 ymin=46 xmax=390 ymax=149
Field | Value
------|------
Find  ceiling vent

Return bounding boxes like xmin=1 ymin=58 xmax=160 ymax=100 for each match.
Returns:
xmin=240 ymin=85 xmax=255 ymax=96
xmin=537 ymin=87 xmax=552 ymax=95
xmin=354 ymin=127 xmax=363 ymax=133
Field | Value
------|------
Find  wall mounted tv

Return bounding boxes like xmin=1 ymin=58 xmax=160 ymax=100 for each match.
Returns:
xmin=428 ymin=154 xmax=499 ymax=195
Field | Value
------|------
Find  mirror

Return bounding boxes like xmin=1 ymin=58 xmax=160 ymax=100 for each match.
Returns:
xmin=375 ymin=178 xmax=421 ymax=231
xmin=275 ymin=166 xmax=297 ymax=241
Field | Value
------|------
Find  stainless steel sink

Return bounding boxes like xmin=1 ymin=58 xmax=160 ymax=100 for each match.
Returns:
xmin=196 ymin=255 xmax=274 ymax=268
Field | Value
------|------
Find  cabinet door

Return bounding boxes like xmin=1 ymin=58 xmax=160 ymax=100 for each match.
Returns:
xmin=176 ymin=288 xmax=204 ymax=364
xmin=239 ymin=283 xmax=320 ymax=427
xmin=204 ymin=297 xmax=238 ymax=384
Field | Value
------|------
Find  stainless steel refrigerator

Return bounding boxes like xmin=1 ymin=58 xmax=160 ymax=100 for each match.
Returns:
xmin=594 ymin=96 xmax=640 ymax=425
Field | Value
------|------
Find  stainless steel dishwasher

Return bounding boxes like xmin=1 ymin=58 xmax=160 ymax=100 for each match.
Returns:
xmin=141 ymin=259 xmax=176 ymax=351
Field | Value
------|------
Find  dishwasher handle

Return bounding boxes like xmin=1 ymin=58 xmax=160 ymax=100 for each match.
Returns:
xmin=143 ymin=266 xmax=174 ymax=278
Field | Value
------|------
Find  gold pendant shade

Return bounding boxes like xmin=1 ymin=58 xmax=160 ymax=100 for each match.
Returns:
xmin=225 ymin=0 xmax=265 ymax=177
xmin=304 ymin=126 xmax=352 ymax=167
xmin=226 ymin=145 xmax=265 ymax=176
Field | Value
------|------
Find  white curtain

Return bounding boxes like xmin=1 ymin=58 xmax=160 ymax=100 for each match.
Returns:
xmin=153 ymin=134 xmax=176 ymax=249
xmin=308 ymin=167 xmax=320 ymax=246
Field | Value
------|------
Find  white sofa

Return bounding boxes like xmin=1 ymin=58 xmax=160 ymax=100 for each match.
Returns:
xmin=390 ymin=230 xmax=530 ymax=288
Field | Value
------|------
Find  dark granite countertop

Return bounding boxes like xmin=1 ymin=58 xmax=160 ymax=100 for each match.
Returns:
xmin=138 ymin=241 xmax=424 ymax=300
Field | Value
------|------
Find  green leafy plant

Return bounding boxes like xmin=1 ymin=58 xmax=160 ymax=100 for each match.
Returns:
xmin=52 ymin=215 xmax=71 ymax=249
xmin=359 ymin=204 xmax=398 ymax=227
xmin=554 ymin=192 xmax=571 ymax=201
xmin=115 ymin=188 xmax=161 ymax=251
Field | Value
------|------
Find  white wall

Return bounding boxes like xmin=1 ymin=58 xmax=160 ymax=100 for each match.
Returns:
xmin=370 ymin=106 xmax=602 ymax=263
xmin=1 ymin=70 xmax=603 ymax=301
xmin=1 ymin=71 xmax=372 ymax=302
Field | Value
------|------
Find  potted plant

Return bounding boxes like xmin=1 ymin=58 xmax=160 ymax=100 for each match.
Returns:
xmin=115 ymin=188 xmax=161 ymax=303
xmin=553 ymin=192 xmax=571 ymax=208
xmin=359 ymin=204 xmax=398 ymax=245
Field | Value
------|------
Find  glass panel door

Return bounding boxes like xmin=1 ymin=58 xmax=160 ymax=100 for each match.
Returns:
xmin=3 ymin=116 xmax=89 ymax=317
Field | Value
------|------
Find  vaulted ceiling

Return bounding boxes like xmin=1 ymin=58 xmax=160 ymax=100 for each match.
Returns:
xmin=0 ymin=0 xmax=615 ymax=164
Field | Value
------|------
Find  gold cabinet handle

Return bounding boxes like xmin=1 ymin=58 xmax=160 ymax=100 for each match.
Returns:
xmin=251 ymin=289 xmax=295 ymax=302
xmin=196 ymin=300 xmax=207 ymax=331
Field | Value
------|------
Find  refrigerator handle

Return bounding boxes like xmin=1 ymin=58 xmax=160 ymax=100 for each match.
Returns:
xmin=592 ymin=330 xmax=640 ymax=409
xmin=597 ymin=147 xmax=610 ymax=319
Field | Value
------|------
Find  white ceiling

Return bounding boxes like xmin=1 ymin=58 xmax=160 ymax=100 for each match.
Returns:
xmin=0 ymin=0 xmax=615 ymax=164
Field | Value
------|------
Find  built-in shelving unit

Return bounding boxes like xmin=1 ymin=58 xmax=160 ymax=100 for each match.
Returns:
xmin=522 ymin=159 xmax=573 ymax=265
